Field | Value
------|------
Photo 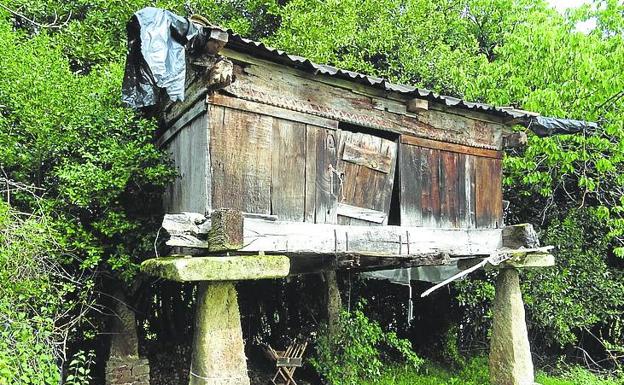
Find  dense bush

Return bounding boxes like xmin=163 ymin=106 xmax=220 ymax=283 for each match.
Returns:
xmin=310 ymin=304 xmax=423 ymax=385
xmin=0 ymin=196 xmax=88 ymax=384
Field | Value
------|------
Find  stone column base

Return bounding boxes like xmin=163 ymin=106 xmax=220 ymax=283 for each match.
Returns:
xmin=105 ymin=356 xmax=150 ymax=385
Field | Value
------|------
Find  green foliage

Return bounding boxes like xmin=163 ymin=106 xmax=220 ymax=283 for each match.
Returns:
xmin=0 ymin=8 xmax=174 ymax=282
xmin=64 ymin=350 xmax=95 ymax=385
xmin=268 ymin=0 xmax=488 ymax=94
xmin=456 ymin=210 xmax=624 ymax=350
xmin=310 ymin=304 xmax=423 ymax=385
xmin=442 ymin=325 xmax=467 ymax=368
xmin=537 ymin=366 xmax=623 ymax=385
xmin=360 ymin=357 xmax=489 ymax=385
xmin=0 ymin=199 xmax=83 ymax=385
xmin=523 ymin=211 xmax=624 ymax=346
xmin=5 ymin=0 xmax=280 ymax=67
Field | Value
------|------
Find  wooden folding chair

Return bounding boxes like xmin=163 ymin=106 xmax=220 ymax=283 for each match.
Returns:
xmin=264 ymin=340 xmax=308 ymax=385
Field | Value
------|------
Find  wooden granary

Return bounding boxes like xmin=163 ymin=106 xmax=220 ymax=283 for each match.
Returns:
xmin=153 ymin=28 xmax=537 ymax=273
xmin=127 ymin=13 xmax=575 ymax=385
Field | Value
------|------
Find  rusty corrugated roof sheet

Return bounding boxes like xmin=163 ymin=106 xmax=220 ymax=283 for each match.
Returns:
xmin=223 ymin=31 xmax=532 ymax=121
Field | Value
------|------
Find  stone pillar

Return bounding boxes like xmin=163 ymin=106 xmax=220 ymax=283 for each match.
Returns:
xmin=489 ymin=268 xmax=535 ymax=385
xmin=140 ymin=252 xmax=289 ymax=385
xmin=106 ymin=292 xmax=150 ymax=385
xmin=189 ymin=281 xmax=250 ymax=385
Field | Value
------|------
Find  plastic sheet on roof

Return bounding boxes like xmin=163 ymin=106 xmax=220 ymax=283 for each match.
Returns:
xmin=521 ymin=116 xmax=599 ymax=137
xmin=122 ymin=7 xmax=201 ymax=108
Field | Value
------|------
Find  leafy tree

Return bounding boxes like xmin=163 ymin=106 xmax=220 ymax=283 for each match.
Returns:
xmin=268 ymin=0 xmax=487 ymax=94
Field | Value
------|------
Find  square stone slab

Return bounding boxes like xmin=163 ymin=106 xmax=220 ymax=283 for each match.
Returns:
xmin=141 ymin=255 xmax=290 ymax=282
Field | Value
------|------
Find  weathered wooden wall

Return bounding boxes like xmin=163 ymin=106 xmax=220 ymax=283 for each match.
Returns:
xmin=206 ymin=95 xmax=502 ymax=229
xmin=160 ymin=49 xmax=505 ymax=230
xmin=400 ymin=136 xmax=503 ymax=229
xmin=162 ymin=112 xmax=210 ymax=214
xmin=209 ymin=97 xmax=336 ymax=223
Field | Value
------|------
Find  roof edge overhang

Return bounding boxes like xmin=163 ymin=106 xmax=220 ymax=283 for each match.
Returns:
xmin=214 ymin=27 xmax=597 ymax=136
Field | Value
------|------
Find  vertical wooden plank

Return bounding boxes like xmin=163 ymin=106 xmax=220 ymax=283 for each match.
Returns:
xmin=423 ymin=149 xmax=441 ymax=227
xmin=420 ymin=148 xmax=433 ymax=227
xmin=475 ymin=156 xmax=493 ymax=228
xmin=247 ymin=112 xmax=273 ymax=214
xmin=186 ymin=113 xmax=209 ymax=214
xmin=304 ymin=126 xmax=317 ymax=223
xmin=316 ymin=128 xmax=340 ymax=224
xmin=211 ymin=107 xmax=272 ymax=214
xmin=178 ymin=121 xmax=190 ymax=211
xmin=163 ymin=111 xmax=209 ymax=214
xmin=438 ymin=150 xmax=448 ymax=226
xmin=209 ymin=105 xmax=231 ymax=210
xmin=439 ymin=151 xmax=459 ymax=227
xmin=206 ymin=106 xmax=226 ymax=213
xmin=431 ymin=150 xmax=441 ymax=226
xmin=399 ymin=144 xmax=422 ymax=226
xmin=162 ymin=134 xmax=179 ymax=213
xmin=378 ymin=137 xmax=399 ymax=226
xmin=204 ymin=105 xmax=214 ymax=213
xmin=491 ymin=158 xmax=504 ymax=228
xmin=457 ymin=153 xmax=468 ymax=228
xmin=271 ymin=119 xmax=306 ymax=221
xmin=304 ymin=125 xmax=339 ymax=224
xmin=468 ymin=155 xmax=477 ymax=228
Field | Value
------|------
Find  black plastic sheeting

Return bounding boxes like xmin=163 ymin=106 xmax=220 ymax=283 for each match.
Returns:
xmin=122 ymin=7 xmax=201 ymax=108
xmin=519 ymin=116 xmax=599 ymax=137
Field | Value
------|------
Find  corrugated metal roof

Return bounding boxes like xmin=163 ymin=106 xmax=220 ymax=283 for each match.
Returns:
xmin=222 ymin=30 xmax=532 ymax=121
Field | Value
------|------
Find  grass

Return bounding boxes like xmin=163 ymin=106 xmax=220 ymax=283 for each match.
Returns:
xmin=537 ymin=367 xmax=622 ymax=385
xmin=360 ymin=357 xmax=623 ymax=385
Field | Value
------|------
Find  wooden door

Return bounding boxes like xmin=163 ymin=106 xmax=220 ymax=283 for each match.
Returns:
xmin=335 ymin=131 xmax=398 ymax=226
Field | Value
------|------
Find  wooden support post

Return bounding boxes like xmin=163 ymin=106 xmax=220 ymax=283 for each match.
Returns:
xmin=489 ymin=268 xmax=535 ymax=385
xmin=190 ymin=282 xmax=250 ymax=385
xmin=323 ymin=271 xmax=342 ymax=335
xmin=502 ymin=224 xmax=539 ymax=249
xmin=207 ymin=208 xmax=244 ymax=252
